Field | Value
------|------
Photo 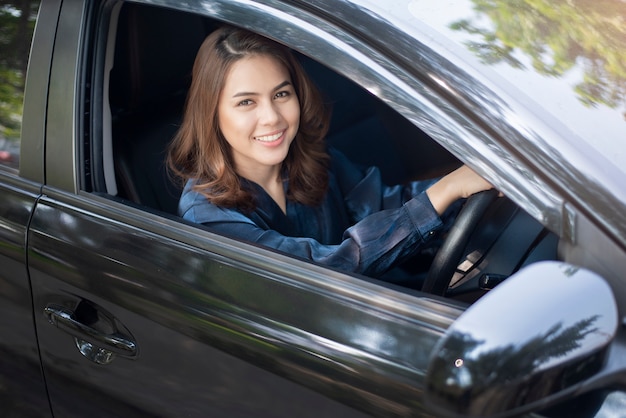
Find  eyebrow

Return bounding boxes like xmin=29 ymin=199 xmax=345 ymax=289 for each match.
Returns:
xmin=232 ymin=80 xmax=292 ymax=98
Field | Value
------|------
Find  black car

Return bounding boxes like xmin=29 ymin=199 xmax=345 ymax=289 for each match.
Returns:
xmin=1 ymin=0 xmax=625 ymax=417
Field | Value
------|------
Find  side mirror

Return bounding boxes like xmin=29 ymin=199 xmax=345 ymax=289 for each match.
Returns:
xmin=425 ymin=261 xmax=618 ymax=417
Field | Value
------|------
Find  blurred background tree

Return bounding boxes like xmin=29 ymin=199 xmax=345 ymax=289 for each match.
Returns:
xmin=0 ymin=0 xmax=39 ymax=143
xmin=451 ymin=0 xmax=626 ymax=116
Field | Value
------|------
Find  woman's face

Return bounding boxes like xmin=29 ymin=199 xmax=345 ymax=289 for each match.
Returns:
xmin=218 ymin=54 xmax=300 ymax=180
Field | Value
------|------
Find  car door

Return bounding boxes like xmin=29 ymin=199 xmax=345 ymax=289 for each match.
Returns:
xmin=27 ymin=1 xmax=465 ymax=417
xmin=0 ymin=0 xmax=55 ymax=416
xmin=0 ymin=175 xmax=49 ymax=417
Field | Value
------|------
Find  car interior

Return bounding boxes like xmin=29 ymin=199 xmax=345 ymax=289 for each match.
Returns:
xmin=103 ymin=2 xmax=558 ymax=302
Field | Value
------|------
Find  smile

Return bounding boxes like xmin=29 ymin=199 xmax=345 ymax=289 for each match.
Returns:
xmin=254 ymin=131 xmax=283 ymax=142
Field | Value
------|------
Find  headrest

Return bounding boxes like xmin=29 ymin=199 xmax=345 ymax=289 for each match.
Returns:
xmin=109 ymin=3 xmax=209 ymax=116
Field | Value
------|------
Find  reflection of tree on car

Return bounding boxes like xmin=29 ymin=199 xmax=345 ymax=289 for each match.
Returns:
xmin=428 ymin=315 xmax=603 ymax=415
xmin=451 ymin=0 xmax=626 ymax=116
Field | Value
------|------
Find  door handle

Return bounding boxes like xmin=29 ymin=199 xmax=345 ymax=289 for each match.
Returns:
xmin=44 ymin=304 xmax=138 ymax=363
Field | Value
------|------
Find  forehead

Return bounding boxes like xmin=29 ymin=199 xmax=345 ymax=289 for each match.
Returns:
xmin=222 ymin=54 xmax=291 ymax=93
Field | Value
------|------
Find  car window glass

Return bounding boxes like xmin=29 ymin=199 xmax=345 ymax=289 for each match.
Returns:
xmin=0 ymin=0 xmax=40 ymax=170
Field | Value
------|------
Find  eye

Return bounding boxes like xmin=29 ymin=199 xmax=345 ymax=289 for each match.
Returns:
xmin=237 ymin=99 xmax=254 ymax=107
xmin=274 ymin=91 xmax=290 ymax=99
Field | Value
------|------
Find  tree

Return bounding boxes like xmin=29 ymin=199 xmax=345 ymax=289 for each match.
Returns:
xmin=0 ymin=0 xmax=39 ymax=143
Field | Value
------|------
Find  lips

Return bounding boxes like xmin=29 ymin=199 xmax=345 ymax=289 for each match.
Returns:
xmin=254 ymin=131 xmax=284 ymax=143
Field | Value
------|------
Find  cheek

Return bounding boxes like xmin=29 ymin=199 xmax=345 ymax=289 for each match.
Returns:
xmin=216 ymin=107 xmax=229 ymax=135
xmin=287 ymin=101 xmax=301 ymax=127
xmin=219 ymin=108 xmax=250 ymax=139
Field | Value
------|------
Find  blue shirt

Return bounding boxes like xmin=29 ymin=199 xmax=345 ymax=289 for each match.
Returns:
xmin=179 ymin=149 xmax=445 ymax=277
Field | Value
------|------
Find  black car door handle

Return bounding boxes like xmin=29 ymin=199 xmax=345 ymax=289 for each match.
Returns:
xmin=44 ymin=304 xmax=138 ymax=358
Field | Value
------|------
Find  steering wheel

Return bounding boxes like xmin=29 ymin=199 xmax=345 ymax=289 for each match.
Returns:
xmin=421 ymin=189 xmax=499 ymax=296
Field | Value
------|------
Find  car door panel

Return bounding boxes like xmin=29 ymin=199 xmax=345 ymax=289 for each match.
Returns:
xmin=0 ymin=0 xmax=56 ymax=413
xmin=0 ymin=175 xmax=51 ymax=417
xmin=30 ymin=190 xmax=462 ymax=416
xmin=29 ymin=192 xmax=362 ymax=417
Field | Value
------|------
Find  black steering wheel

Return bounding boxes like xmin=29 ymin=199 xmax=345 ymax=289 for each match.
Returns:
xmin=421 ymin=189 xmax=499 ymax=296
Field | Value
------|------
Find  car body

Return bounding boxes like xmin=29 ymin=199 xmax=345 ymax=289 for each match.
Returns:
xmin=1 ymin=0 xmax=625 ymax=417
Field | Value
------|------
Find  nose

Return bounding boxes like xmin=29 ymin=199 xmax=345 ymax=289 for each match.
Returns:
xmin=258 ymin=101 xmax=281 ymax=125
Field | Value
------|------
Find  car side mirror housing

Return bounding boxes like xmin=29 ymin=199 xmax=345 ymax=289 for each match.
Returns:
xmin=425 ymin=261 xmax=618 ymax=417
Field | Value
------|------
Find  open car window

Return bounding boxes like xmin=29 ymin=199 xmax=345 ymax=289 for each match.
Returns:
xmin=104 ymin=2 xmax=458 ymax=214
xmin=95 ymin=1 xmax=558 ymax=302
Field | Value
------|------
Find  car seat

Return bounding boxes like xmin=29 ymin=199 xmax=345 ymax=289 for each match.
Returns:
xmin=110 ymin=4 xmax=211 ymax=214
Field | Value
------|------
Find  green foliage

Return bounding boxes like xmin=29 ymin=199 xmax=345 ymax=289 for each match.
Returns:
xmin=451 ymin=0 xmax=626 ymax=112
xmin=0 ymin=64 xmax=24 ymax=141
xmin=0 ymin=1 xmax=39 ymax=143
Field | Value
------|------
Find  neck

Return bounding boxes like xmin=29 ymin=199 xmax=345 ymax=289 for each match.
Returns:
xmin=238 ymin=166 xmax=286 ymax=214
xmin=238 ymin=165 xmax=280 ymax=190
xmin=263 ymin=177 xmax=287 ymax=214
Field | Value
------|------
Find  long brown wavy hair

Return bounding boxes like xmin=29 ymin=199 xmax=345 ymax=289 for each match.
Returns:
xmin=168 ymin=26 xmax=331 ymax=212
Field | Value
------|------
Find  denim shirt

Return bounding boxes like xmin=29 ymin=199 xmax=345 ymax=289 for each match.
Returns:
xmin=178 ymin=149 xmax=444 ymax=277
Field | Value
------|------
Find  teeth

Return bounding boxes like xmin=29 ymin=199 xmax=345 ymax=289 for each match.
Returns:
xmin=255 ymin=132 xmax=282 ymax=142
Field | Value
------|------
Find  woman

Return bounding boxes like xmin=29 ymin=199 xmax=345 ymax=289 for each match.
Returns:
xmin=168 ymin=26 xmax=494 ymax=280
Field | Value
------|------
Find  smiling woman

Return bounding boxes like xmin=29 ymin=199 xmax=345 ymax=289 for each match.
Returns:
xmin=167 ymin=25 xmax=494 ymax=281
xmin=168 ymin=26 xmax=331 ymax=212
xmin=217 ymin=56 xmax=301 ymax=212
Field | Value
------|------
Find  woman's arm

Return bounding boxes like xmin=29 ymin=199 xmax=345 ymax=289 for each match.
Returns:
xmin=189 ymin=192 xmax=442 ymax=278
xmin=426 ymin=165 xmax=494 ymax=215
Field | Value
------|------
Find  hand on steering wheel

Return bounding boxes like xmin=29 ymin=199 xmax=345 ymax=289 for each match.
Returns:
xmin=421 ymin=189 xmax=499 ymax=296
